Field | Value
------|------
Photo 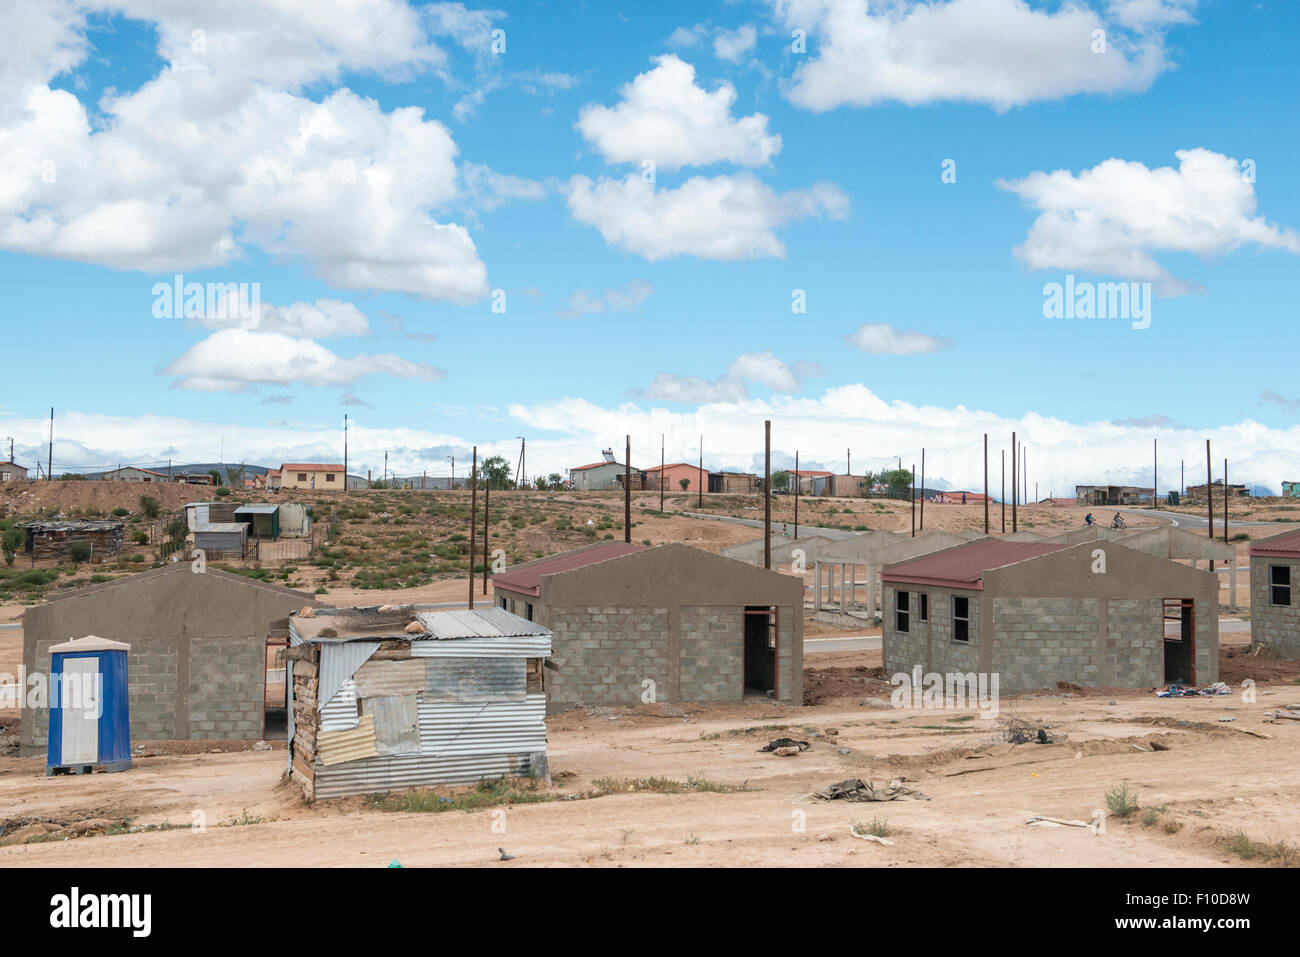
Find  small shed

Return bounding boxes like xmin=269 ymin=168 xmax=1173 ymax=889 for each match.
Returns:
xmin=286 ymin=606 xmax=552 ymax=801
xmin=234 ymin=504 xmax=280 ymax=540
xmin=47 ymin=635 xmax=132 ymax=774
xmin=194 ymin=522 xmax=249 ymax=560
xmin=23 ymin=520 xmax=125 ymax=559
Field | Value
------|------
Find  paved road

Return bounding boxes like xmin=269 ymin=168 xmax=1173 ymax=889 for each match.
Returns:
xmin=1116 ymin=508 xmax=1285 ymax=529
xmin=0 ymin=623 xmax=18 ymax=631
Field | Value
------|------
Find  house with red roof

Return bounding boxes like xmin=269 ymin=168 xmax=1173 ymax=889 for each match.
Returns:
xmin=1249 ymin=528 xmax=1300 ymax=657
xmin=278 ymin=463 xmax=343 ymax=490
xmin=881 ymin=538 xmax=1218 ymax=691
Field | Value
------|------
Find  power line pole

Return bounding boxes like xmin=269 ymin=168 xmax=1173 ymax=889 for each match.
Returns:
xmin=1205 ymin=439 xmax=1213 ymax=571
xmin=1001 ymin=449 xmax=1006 ymax=533
xmin=920 ymin=448 xmax=925 ymax=532
xmin=343 ymin=414 xmax=348 ymax=493
xmin=659 ymin=433 xmax=664 ymax=513
xmin=983 ymin=434 xmax=989 ymax=534
xmin=1153 ymin=438 xmax=1157 ymax=506
xmin=847 ymin=448 xmax=851 ymax=476
xmin=483 ymin=471 xmax=490 ymax=595
xmin=469 ymin=446 xmax=477 ymax=609
xmin=698 ymin=434 xmax=703 ymax=508
xmin=763 ymin=420 xmax=771 ymax=569
xmin=1011 ymin=431 xmax=1018 ymax=533
xmin=794 ymin=451 xmax=800 ymax=540
xmin=48 ymin=407 xmax=53 ymax=481
xmin=910 ymin=464 xmax=916 ymax=537
xmin=624 ymin=435 xmax=631 ymax=543
xmin=1223 ymin=458 xmax=1229 ymax=544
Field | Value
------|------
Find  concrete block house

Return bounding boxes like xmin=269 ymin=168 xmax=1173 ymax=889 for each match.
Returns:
xmin=881 ymin=539 xmax=1218 ymax=691
xmin=1249 ymin=529 xmax=1300 ymax=657
xmin=491 ymin=541 xmax=803 ymax=711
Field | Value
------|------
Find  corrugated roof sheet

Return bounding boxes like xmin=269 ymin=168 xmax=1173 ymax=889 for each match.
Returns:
xmin=234 ymin=504 xmax=279 ymax=514
xmin=416 ymin=606 xmax=550 ymax=639
xmin=195 ymin=522 xmax=248 ymax=533
xmin=1250 ymin=528 xmax=1300 ymax=557
xmin=491 ymin=542 xmax=649 ymax=597
xmin=882 ymin=539 xmax=1067 ymax=589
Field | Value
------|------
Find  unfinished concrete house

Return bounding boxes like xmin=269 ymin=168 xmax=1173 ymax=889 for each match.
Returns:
xmin=881 ymin=539 xmax=1218 ymax=691
xmin=1122 ymin=526 xmax=1237 ymax=609
xmin=721 ymin=534 xmax=835 ymax=574
xmin=1249 ymin=529 xmax=1300 ymax=657
xmin=21 ymin=565 xmax=322 ymax=751
xmin=813 ymin=530 xmax=982 ymax=622
xmin=492 ymin=541 xmax=803 ymax=710
xmin=286 ymin=606 xmax=551 ymax=800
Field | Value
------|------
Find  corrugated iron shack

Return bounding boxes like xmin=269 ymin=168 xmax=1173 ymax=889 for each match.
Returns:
xmin=286 ymin=605 xmax=552 ymax=801
xmin=23 ymin=520 xmax=125 ymax=559
xmin=193 ymin=522 xmax=249 ymax=559
xmin=234 ymin=504 xmax=280 ymax=540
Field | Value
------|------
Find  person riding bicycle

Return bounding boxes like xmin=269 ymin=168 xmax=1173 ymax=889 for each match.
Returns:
xmin=1112 ymin=512 xmax=1123 ymax=529
xmin=1084 ymin=513 xmax=1094 ymax=527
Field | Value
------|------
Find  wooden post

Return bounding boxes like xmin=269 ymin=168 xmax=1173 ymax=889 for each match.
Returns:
xmin=794 ymin=450 xmax=800 ymax=541
xmin=764 ymin=421 xmax=772 ymax=569
xmin=469 ymin=446 xmax=477 ymax=609
xmin=1011 ymin=431 xmax=1018 ymax=533
xmin=483 ymin=477 xmax=490 ymax=595
xmin=920 ymin=448 xmax=925 ymax=532
xmin=1206 ymin=440 xmax=1213 ymax=572
xmin=910 ymin=465 xmax=916 ymax=537
xmin=624 ymin=436 xmax=631 ymax=544
xmin=1001 ymin=449 xmax=1005 ymax=533
xmin=983 ymin=434 xmax=989 ymax=533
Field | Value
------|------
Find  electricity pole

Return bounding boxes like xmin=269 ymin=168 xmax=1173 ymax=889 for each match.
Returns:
xmin=1011 ymin=431 xmax=1018 ymax=533
xmin=698 ymin=434 xmax=703 ymax=508
xmin=910 ymin=464 xmax=916 ymax=537
xmin=624 ymin=436 xmax=631 ymax=543
xmin=763 ymin=420 xmax=771 ymax=569
xmin=920 ymin=448 xmax=925 ymax=531
xmin=983 ymin=434 xmax=989 ymax=534
xmin=343 ymin=414 xmax=348 ymax=493
xmin=660 ymin=433 xmax=665 ymax=513
xmin=794 ymin=451 xmax=800 ymax=540
xmin=469 ymin=446 xmax=477 ymax=609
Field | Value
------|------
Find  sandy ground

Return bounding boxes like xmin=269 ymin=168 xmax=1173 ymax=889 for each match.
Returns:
xmin=2 ymin=629 xmax=1297 ymax=868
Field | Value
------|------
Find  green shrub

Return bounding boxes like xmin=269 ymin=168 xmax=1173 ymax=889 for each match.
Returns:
xmin=111 ymin=507 xmax=129 ymax=517
xmin=68 ymin=540 xmax=92 ymax=563
xmin=139 ymin=495 xmax=161 ymax=519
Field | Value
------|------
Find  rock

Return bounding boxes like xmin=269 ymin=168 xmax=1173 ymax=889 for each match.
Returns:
xmin=299 ymin=607 xmax=315 ymax=618
xmin=404 ymin=620 xmax=424 ymax=634
xmin=861 ymin=697 xmax=892 ymax=709
xmin=773 ymin=746 xmax=800 ymax=756
xmin=67 ymin=818 xmax=117 ymax=835
xmin=252 ymin=741 xmax=272 ymax=751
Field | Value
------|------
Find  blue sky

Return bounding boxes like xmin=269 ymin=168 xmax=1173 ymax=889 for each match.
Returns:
xmin=1 ymin=0 xmax=1298 ymax=494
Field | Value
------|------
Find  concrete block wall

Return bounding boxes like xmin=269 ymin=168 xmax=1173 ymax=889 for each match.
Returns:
xmin=1104 ymin=598 xmax=1163 ymax=686
xmin=545 ymin=605 xmax=672 ymax=709
xmin=992 ymin=597 xmax=1100 ymax=689
xmin=1251 ymin=558 xmax=1300 ymax=657
xmin=882 ymin=586 xmax=980 ymax=677
xmin=679 ymin=607 xmax=742 ymax=699
xmin=187 ymin=636 xmax=265 ymax=739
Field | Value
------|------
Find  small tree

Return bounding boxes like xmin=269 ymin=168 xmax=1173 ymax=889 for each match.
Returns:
xmin=139 ymin=494 xmax=161 ymax=519
xmin=2 ymin=526 xmax=23 ymax=565
xmin=68 ymin=540 xmax=92 ymax=564
xmin=209 ymin=469 xmax=223 ymax=486
xmin=770 ymin=470 xmax=791 ymax=492
xmin=679 ymin=478 xmax=691 ymax=491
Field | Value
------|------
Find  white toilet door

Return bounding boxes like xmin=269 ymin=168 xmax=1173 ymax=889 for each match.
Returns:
xmin=60 ymin=657 xmax=100 ymax=765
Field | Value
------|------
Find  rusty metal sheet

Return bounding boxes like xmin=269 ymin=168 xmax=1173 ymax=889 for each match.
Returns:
xmin=317 ymin=714 xmax=377 ymax=766
xmin=424 ymin=656 xmax=526 ymax=702
xmin=361 ymin=695 xmax=420 ymax=756
xmin=354 ymin=658 xmax=425 ymax=698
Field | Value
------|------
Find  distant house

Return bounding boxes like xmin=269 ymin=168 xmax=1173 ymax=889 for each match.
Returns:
xmin=1283 ymin=481 xmax=1299 ymax=499
xmin=1185 ymin=481 xmax=1249 ymax=500
xmin=804 ymin=474 xmax=869 ymax=498
xmin=570 ymin=459 xmax=639 ymax=491
xmin=101 ymin=466 xmax=168 ymax=483
xmin=0 ymin=461 xmax=29 ymax=482
xmin=171 ymin=472 xmax=215 ymax=485
xmin=641 ymin=462 xmax=707 ymax=493
xmin=790 ymin=470 xmax=833 ymax=494
xmin=279 ymin=463 xmax=344 ymax=490
xmin=1075 ymin=484 xmax=1154 ymax=506
xmin=937 ymin=491 xmax=988 ymax=504
xmin=709 ymin=471 xmax=758 ymax=493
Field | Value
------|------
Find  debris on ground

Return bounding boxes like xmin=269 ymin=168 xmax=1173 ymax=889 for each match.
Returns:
xmin=1155 ymin=681 xmax=1232 ymax=697
xmin=849 ymin=825 xmax=894 ymax=845
xmin=1265 ymin=711 xmax=1300 ymax=722
xmin=758 ymin=738 xmax=810 ymax=753
xmin=1025 ymin=815 xmax=1092 ymax=828
xmin=802 ymin=778 xmax=930 ymax=803
xmin=498 ymin=847 xmax=515 ymax=861
xmin=999 ymin=717 xmax=1061 ymax=745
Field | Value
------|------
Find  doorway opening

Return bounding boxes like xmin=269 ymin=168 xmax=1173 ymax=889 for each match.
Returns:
xmin=1162 ymin=598 xmax=1195 ymax=685
xmin=743 ymin=606 xmax=778 ymax=697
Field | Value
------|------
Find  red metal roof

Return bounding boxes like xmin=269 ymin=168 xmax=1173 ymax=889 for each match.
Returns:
xmin=882 ymin=539 xmax=1067 ymax=590
xmin=492 ymin=542 xmax=649 ymax=597
xmin=791 ymin=470 xmax=833 ymax=477
xmin=571 ymin=461 xmax=626 ymax=471
xmin=1249 ymin=528 xmax=1300 ymax=558
xmin=641 ymin=463 xmax=704 ymax=473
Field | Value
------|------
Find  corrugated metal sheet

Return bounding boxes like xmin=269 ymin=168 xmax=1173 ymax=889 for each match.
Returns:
xmin=320 ymin=679 xmax=359 ymax=731
xmin=362 ymin=694 xmax=421 ymax=755
xmin=410 ymin=636 xmax=550 ymax=658
xmin=418 ymin=695 xmax=546 ymax=757
xmin=424 ymin=657 xmax=526 ymax=702
xmin=490 ymin=543 xmax=647 ymax=597
xmin=416 ymin=606 xmax=551 ymax=639
xmin=883 ymin=540 xmax=1067 ymax=589
xmin=317 ymin=714 xmax=378 ymax=766
xmin=318 ymin=641 xmax=379 ymax=710
xmin=354 ymin=658 xmax=426 ymax=697
xmin=312 ymin=752 xmax=539 ymax=800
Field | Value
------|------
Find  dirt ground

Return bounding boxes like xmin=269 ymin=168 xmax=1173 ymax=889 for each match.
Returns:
xmin=2 ymin=628 xmax=1297 ymax=868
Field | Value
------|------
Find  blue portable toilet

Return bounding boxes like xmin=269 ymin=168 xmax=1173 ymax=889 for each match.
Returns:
xmin=47 ymin=635 xmax=132 ymax=775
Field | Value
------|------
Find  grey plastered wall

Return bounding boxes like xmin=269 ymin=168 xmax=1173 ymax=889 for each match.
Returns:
xmin=507 ymin=543 xmax=802 ymax=710
xmin=1250 ymin=556 xmax=1300 ymax=657
xmin=22 ymin=565 xmax=321 ymax=748
xmin=882 ymin=585 xmax=980 ymax=677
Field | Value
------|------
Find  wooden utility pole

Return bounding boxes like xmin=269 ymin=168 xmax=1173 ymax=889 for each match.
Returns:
xmin=919 ymin=448 xmax=925 ymax=531
xmin=1153 ymin=438 xmax=1158 ymax=506
xmin=483 ymin=474 xmax=490 ymax=595
xmin=847 ymin=448 xmax=851 ymax=476
xmin=343 ymin=414 xmax=348 ymax=493
xmin=47 ymin=408 xmax=53 ymax=481
xmin=624 ymin=436 xmax=631 ymax=543
xmin=660 ymin=433 xmax=665 ymax=513
xmin=1022 ymin=445 xmax=1028 ymax=505
xmin=1011 ymin=431 xmax=1018 ymax=533
xmin=794 ymin=451 xmax=800 ymax=540
xmin=983 ymin=434 xmax=989 ymax=533
xmin=910 ymin=464 xmax=916 ymax=537
xmin=698 ymin=435 xmax=703 ymax=508
xmin=763 ymin=420 xmax=772 ymax=569
xmin=469 ymin=446 xmax=477 ymax=609
xmin=1205 ymin=440 xmax=1213 ymax=572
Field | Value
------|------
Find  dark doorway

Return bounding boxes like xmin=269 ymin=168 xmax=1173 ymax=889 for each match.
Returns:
xmin=743 ymin=606 xmax=777 ymax=696
xmin=1162 ymin=598 xmax=1195 ymax=685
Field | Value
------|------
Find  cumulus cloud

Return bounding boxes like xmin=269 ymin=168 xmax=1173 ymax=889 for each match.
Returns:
xmin=164 ymin=329 xmax=443 ymax=392
xmin=998 ymin=148 xmax=1300 ymax=295
xmin=642 ymin=351 xmax=820 ymax=402
xmin=577 ymin=55 xmax=781 ymax=170
xmin=770 ymin=0 xmax=1196 ymax=111
xmin=0 ymin=0 xmax=535 ymax=302
xmin=558 ymin=280 xmax=653 ymax=317
xmin=714 ymin=25 xmax=759 ymax=63
xmin=844 ymin=323 xmax=951 ymax=355
xmin=566 ymin=172 xmax=848 ymax=261
xmin=194 ymin=298 xmax=370 ymax=338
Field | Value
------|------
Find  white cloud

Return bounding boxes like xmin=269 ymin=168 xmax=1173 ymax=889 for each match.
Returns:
xmin=643 ymin=351 xmax=820 ymax=402
xmin=770 ymin=0 xmax=1195 ymax=112
xmin=714 ymin=25 xmax=758 ymax=63
xmin=195 ymin=298 xmax=370 ymax=338
xmin=0 ymin=1 xmax=515 ymax=302
xmin=566 ymin=172 xmax=848 ymax=261
xmin=844 ymin=323 xmax=951 ymax=355
xmin=998 ymin=148 xmax=1300 ymax=295
xmin=576 ymin=55 xmax=781 ymax=170
xmin=558 ymin=280 xmax=653 ymax=317
xmin=459 ymin=162 xmax=547 ymax=211
xmin=164 ymin=329 xmax=443 ymax=392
